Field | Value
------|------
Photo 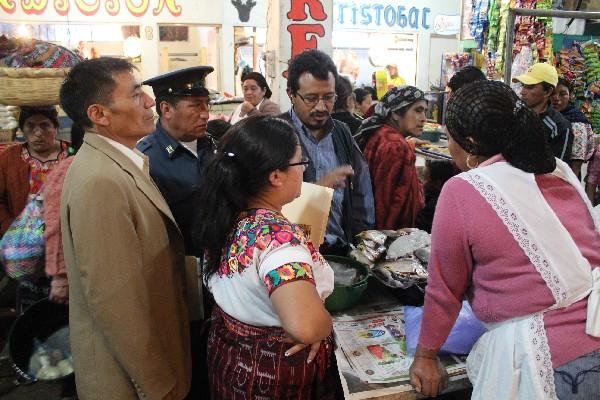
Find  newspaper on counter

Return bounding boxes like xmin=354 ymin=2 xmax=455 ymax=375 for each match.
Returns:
xmin=333 ymin=307 xmax=467 ymax=385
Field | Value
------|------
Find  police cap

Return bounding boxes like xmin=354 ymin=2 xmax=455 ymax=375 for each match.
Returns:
xmin=143 ymin=66 xmax=214 ymax=97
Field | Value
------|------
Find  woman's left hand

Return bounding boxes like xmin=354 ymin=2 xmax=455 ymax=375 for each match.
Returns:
xmin=284 ymin=339 xmax=322 ymax=364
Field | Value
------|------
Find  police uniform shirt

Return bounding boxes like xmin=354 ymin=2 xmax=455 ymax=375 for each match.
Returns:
xmin=136 ymin=122 xmax=212 ymax=256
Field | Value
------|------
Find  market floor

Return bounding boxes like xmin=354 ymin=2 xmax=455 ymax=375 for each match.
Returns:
xmin=0 ymin=311 xmax=472 ymax=400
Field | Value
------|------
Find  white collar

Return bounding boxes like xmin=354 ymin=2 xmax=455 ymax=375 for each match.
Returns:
xmin=96 ymin=135 xmax=146 ymax=173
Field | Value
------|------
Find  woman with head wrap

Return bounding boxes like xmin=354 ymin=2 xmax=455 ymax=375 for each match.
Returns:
xmin=356 ymin=86 xmax=427 ymax=229
xmin=0 ymin=106 xmax=70 ymax=312
xmin=0 ymin=106 xmax=69 ymax=236
xmin=409 ymin=80 xmax=600 ymax=399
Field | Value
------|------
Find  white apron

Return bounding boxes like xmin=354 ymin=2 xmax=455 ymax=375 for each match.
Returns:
xmin=458 ymin=159 xmax=600 ymax=400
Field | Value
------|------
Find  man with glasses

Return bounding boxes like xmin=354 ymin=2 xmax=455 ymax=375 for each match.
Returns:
xmin=279 ymin=49 xmax=375 ymax=255
xmin=136 ymin=66 xmax=214 ymax=399
xmin=513 ymin=63 xmax=572 ymax=162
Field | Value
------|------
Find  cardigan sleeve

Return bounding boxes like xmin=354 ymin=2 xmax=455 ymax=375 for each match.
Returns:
xmin=418 ymin=178 xmax=473 ymax=350
xmin=258 ymin=99 xmax=282 ymax=116
xmin=43 ymin=157 xmax=74 ymax=278
xmin=0 ymin=145 xmax=29 ymax=236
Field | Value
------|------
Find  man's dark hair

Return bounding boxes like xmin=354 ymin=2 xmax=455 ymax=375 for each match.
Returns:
xmin=540 ymin=81 xmax=555 ymax=94
xmin=286 ymin=49 xmax=338 ymax=95
xmin=207 ymin=119 xmax=231 ymax=141
xmin=425 ymin=160 xmax=458 ymax=187
xmin=334 ymin=76 xmax=354 ymax=111
xmin=364 ymin=85 xmax=377 ymax=101
xmin=447 ymin=66 xmax=486 ymax=92
xmin=354 ymin=88 xmax=369 ymax=104
xmin=60 ymin=57 xmax=136 ymax=129
xmin=155 ymin=94 xmax=184 ymax=117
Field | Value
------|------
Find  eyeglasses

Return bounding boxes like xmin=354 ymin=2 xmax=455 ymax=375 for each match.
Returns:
xmin=288 ymin=156 xmax=310 ymax=167
xmin=296 ymin=92 xmax=337 ymax=107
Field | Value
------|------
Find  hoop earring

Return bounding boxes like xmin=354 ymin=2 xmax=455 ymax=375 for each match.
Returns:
xmin=466 ymin=154 xmax=479 ymax=170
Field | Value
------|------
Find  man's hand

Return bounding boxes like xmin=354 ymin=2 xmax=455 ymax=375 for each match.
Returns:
xmin=408 ymin=137 xmax=430 ymax=147
xmin=316 ymin=166 xmax=354 ymax=189
xmin=240 ymin=101 xmax=255 ymax=115
xmin=49 ymin=285 xmax=69 ymax=304
xmin=409 ymin=355 xmax=449 ymax=397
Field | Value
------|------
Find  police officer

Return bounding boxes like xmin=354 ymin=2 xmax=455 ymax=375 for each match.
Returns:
xmin=137 ymin=66 xmax=214 ymax=399
xmin=137 ymin=66 xmax=214 ymax=257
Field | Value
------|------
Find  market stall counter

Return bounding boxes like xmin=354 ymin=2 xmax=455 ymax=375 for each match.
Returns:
xmin=331 ymin=279 xmax=472 ymax=400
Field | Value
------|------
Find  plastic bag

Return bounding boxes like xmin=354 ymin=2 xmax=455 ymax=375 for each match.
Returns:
xmin=329 ymin=261 xmax=358 ymax=286
xmin=404 ymin=300 xmax=486 ymax=355
xmin=0 ymin=194 xmax=45 ymax=281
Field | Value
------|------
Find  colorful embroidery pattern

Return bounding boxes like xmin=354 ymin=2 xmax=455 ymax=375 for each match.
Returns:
xmin=218 ymin=208 xmax=321 ymax=277
xmin=22 ymin=142 xmax=68 ymax=195
xmin=263 ymin=262 xmax=314 ymax=295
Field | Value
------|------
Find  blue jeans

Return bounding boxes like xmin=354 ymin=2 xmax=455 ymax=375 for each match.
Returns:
xmin=554 ymin=348 xmax=600 ymax=399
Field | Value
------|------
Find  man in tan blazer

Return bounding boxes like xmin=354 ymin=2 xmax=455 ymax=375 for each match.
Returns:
xmin=59 ymin=58 xmax=191 ymax=399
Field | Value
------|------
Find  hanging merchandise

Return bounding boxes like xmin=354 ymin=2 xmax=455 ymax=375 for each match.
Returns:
xmin=510 ymin=45 xmax=534 ymax=94
xmin=581 ymin=42 xmax=600 ymax=133
xmin=468 ymin=0 xmax=554 ymax=79
xmin=486 ymin=0 xmax=501 ymax=52
xmin=556 ymin=45 xmax=586 ymax=100
xmin=441 ymin=53 xmax=472 ymax=87
xmin=509 ymin=0 xmax=554 ymax=76
xmin=493 ymin=0 xmax=511 ymax=76
xmin=470 ymin=0 xmax=491 ymax=51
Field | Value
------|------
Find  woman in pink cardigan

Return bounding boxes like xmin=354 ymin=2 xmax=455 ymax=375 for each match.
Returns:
xmin=42 ymin=157 xmax=74 ymax=304
xmin=409 ymin=81 xmax=600 ymax=399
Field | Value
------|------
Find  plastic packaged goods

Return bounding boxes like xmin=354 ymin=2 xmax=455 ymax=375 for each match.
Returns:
xmin=404 ymin=300 xmax=487 ymax=355
xmin=27 ymin=327 xmax=73 ymax=381
xmin=329 ymin=261 xmax=359 ymax=286
xmin=386 ymin=230 xmax=431 ymax=260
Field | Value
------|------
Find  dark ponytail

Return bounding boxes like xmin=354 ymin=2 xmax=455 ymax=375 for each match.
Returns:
xmin=193 ymin=116 xmax=299 ymax=277
xmin=445 ymin=80 xmax=556 ymax=174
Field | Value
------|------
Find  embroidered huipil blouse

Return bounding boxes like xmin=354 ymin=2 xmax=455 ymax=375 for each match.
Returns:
xmin=208 ymin=208 xmax=334 ymax=327
xmin=22 ymin=143 xmax=69 ymax=196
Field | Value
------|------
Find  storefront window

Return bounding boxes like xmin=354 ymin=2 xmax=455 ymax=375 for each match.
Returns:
xmin=233 ymin=26 xmax=266 ymax=97
xmin=332 ymin=30 xmax=417 ymax=88
xmin=158 ymin=24 xmax=220 ymax=91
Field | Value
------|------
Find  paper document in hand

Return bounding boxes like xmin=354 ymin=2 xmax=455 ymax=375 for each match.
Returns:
xmin=282 ymin=182 xmax=333 ymax=247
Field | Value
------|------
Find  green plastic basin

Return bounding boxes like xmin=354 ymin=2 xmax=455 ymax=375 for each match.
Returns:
xmin=324 ymin=255 xmax=370 ymax=312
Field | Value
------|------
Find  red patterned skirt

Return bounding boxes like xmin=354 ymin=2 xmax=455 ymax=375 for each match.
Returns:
xmin=207 ymin=306 xmax=336 ymax=399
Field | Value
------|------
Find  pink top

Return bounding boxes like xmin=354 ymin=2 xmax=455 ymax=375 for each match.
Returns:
xmin=419 ymin=157 xmax=600 ymax=368
xmin=42 ymin=157 xmax=74 ymax=286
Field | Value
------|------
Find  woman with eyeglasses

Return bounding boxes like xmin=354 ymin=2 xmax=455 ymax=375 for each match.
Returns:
xmin=355 ymin=86 xmax=427 ymax=229
xmin=193 ymin=116 xmax=336 ymax=399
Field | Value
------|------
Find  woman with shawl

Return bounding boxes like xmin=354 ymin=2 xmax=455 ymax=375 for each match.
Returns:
xmin=355 ymin=86 xmax=426 ymax=229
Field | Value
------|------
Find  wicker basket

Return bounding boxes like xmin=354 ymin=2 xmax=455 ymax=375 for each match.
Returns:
xmin=0 ymin=68 xmax=70 ymax=107
xmin=0 ymin=128 xmax=15 ymax=142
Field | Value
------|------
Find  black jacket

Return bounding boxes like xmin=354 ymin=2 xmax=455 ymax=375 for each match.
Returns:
xmin=540 ymin=106 xmax=573 ymax=162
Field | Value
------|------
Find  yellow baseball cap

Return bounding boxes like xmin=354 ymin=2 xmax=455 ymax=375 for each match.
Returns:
xmin=512 ymin=63 xmax=558 ymax=87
